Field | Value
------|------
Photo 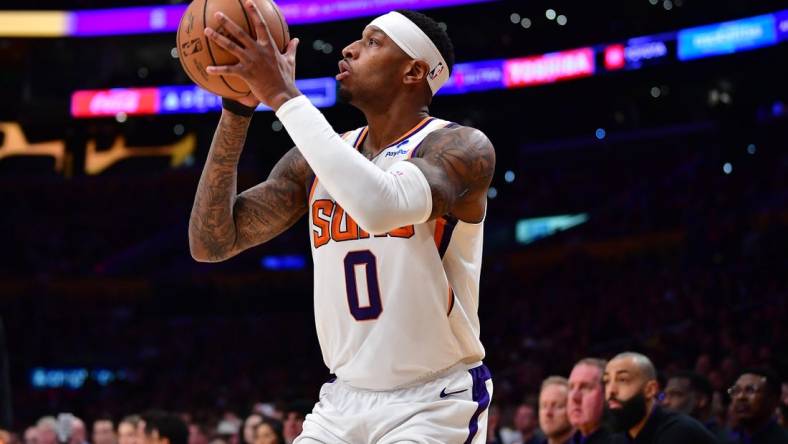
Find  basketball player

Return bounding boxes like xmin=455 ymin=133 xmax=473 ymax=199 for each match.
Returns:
xmin=189 ymin=2 xmax=495 ymax=442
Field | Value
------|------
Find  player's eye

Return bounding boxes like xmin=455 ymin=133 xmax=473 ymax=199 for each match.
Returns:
xmin=368 ymin=38 xmax=378 ymax=46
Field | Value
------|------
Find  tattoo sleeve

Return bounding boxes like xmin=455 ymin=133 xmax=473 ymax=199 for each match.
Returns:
xmin=409 ymin=126 xmax=496 ymax=222
xmin=188 ymin=110 xmax=309 ymax=262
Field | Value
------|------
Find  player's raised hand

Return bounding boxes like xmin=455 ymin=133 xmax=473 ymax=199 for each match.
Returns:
xmin=204 ymin=0 xmax=300 ymax=110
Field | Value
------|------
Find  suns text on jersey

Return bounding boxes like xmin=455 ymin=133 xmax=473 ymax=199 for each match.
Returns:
xmin=311 ymin=200 xmax=414 ymax=248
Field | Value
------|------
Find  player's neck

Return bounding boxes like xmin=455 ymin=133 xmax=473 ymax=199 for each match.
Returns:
xmin=361 ymin=101 xmax=429 ymax=156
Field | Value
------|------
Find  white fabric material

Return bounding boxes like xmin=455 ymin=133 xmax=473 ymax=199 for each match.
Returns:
xmin=294 ymin=364 xmax=493 ymax=444
xmin=276 ymin=95 xmax=432 ymax=234
xmin=307 ymin=120 xmax=486 ymax=391
xmin=368 ymin=11 xmax=450 ymax=95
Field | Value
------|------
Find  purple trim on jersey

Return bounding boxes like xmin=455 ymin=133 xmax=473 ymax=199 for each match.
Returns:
xmin=464 ymin=364 xmax=492 ymax=444
xmin=353 ymin=127 xmax=368 ymax=149
xmin=408 ymin=119 xmax=456 ymax=159
xmin=438 ymin=216 xmax=459 ymax=258
xmin=386 ymin=117 xmax=436 ymax=149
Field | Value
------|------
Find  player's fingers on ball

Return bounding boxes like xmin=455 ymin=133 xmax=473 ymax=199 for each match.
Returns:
xmin=245 ymin=0 xmax=274 ymax=47
xmin=285 ymin=38 xmax=299 ymax=59
xmin=204 ymin=27 xmax=248 ymax=61
xmin=213 ymin=11 xmax=255 ymax=48
xmin=205 ymin=64 xmax=241 ymax=76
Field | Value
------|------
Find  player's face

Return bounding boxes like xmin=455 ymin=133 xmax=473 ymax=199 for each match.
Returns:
xmin=568 ymin=364 xmax=604 ymax=429
xmin=338 ymin=26 xmax=411 ymax=106
xmin=539 ymin=384 xmax=572 ymax=437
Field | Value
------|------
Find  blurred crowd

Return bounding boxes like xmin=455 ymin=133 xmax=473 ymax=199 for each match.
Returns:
xmin=3 ymin=352 xmax=786 ymax=444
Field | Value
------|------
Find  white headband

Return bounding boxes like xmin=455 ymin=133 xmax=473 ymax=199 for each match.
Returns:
xmin=368 ymin=11 xmax=449 ymax=95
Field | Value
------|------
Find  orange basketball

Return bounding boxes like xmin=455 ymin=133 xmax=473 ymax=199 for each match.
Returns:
xmin=176 ymin=0 xmax=290 ymax=99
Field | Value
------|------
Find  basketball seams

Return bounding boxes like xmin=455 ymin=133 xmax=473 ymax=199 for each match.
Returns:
xmin=237 ymin=0 xmax=254 ymax=40
xmin=177 ymin=1 xmax=217 ymax=94
xmin=202 ymin=0 xmax=249 ymax=96
xmin=269 ymin=0 xmax=288 ymax=52
xmin=178 ymin=0 xmax=287 ymax=98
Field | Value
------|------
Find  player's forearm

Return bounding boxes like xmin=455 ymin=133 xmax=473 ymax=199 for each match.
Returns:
xmin=188 ymin=110 xmax=251 ymax=262
xmin=275 ymin=96 xmax=432 ymax=234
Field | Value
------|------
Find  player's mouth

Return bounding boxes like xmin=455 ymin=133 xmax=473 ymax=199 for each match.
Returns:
xmin=607 ymin=400 xmax=622 ymax=409
xmin=336 ymin=60 xmax=352 ymax=81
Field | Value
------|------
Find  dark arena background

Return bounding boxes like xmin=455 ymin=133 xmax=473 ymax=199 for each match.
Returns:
xmin=1 ymin=0 xmax=787 ymax=443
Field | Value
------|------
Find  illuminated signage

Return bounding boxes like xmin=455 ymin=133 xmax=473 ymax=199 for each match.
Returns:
xmin=72 ymin=78 xmax=336 ymax=117
xmin=515 ymin=213 xmax=589 ymax=245
xmin=0 ymin=0 xmax=495 ymax=37
xmin=0 ymin=122 xmax=66 ymax=172
xmin=31 ymin=367 xmax=127 ymax=389
xmin=678 ymin=14 xmax=777 ymax=60
xmin=604 ymin=44 xmax=626 ymax=71
xmin=71 ymin=88 xmax=160 ymax=117
xmin=70 ymin=6 xmax=182 ymax=36
xmin=0 ymin=11 xmax=68 ymax=37
xmin=0 ymin=121 xmax=194 ymax=175
xmin=277 ymin=0 xmax=495 ymax=25
xmin=439 ymin=60 xmax=505 ymax=95
xmin=503 ymin=48 xmax=595 ymax=88
xmin=261 ymin=254 xmax=307 ymax=270
xmin=777 ymin=10 xmax=788 ymax=42
xmin=624 ymin=38 xmax=670 ymax=67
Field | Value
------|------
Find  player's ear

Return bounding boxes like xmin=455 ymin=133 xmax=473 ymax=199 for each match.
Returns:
xmin=403 ymin=59 xmax=429 ymax=85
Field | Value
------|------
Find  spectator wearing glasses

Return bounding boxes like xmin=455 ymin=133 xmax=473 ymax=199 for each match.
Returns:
xmin=729 ymin=368 xmax=788 ymax=444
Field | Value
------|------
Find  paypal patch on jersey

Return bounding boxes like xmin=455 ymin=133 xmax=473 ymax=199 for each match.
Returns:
xmin=385 ymin=148 xmax=410 ymax=158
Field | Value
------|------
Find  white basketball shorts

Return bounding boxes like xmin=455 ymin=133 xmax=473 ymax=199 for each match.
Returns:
xmin=294 ymin=363 xmax=493 ymax=444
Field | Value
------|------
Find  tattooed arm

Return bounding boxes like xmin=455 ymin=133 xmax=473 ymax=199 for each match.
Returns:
xmin=408 ymin=126 xmax=496 ymax=223
xmin=188 ymin=110 xmax=310 ymax=262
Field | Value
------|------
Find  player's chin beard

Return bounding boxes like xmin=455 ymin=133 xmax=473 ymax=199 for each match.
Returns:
xmin=338 ymin=85 xmax=353 ymax=104
xmin=604 ymin=392 xmax=648 ymax=433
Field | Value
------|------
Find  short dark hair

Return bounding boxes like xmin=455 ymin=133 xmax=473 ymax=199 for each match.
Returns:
xmin=739 ymin=367 xmax=782 ymax=398
xmin=255 ymin=419 xmax=284 ymax=444
xmin=394 ymin=10 xmax=455 ymax=75
xmin=670 ymin=371 xmax=712 ymax=399
xmin=141 ymin=411 xmax=188 ymax=444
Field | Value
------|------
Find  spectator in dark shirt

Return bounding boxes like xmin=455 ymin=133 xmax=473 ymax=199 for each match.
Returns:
xmin=730 ymin=368 xmax=788 ymax=444
xmin=141 ymin=412 xmax=188 ymax=444
xmin=568 ymin=358 xmax=613 ymax=444
xmin=663 ymin=371 xmax=733 ymax=442
xmin=509 ymin=403 xmax=544 ymax=444
xmin=603 ymin=352 xmax=717 ymax=443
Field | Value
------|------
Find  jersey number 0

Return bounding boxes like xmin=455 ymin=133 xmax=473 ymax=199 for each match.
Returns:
xmin=343 ymin=250 xmax=383 ymax=321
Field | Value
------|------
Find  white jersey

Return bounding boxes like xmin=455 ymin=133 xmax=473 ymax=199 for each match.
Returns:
xmin=307 ymin=117 xmax=486 ymax=391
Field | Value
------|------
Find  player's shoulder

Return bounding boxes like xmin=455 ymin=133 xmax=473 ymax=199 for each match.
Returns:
xmin=417 ymin=120 xmax=495 ymax=158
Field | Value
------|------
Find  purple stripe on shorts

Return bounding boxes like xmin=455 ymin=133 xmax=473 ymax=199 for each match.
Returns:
xmin=464 ymin=364 xmax=492 ymax=444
